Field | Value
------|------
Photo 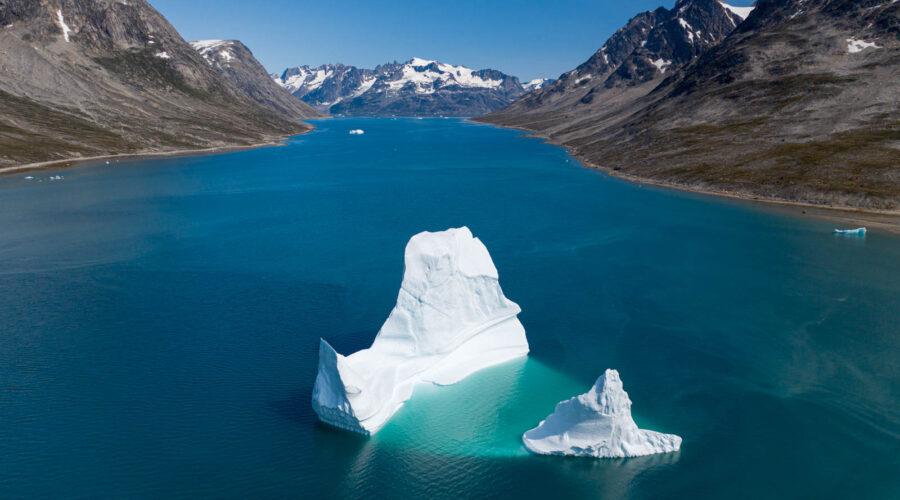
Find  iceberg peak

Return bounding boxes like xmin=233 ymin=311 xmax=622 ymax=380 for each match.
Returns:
xmin=523 ymin=369 xmax=681 ymax=458
xmin=312 ymin=227 xmax=529 ymax=435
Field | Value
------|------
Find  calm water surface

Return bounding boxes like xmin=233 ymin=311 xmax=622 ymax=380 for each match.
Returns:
xmin=1 ymin=119 xmax=898 ymax=499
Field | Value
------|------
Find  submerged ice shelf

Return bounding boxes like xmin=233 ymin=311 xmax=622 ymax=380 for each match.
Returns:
xmin=523 ymin=369 xmax=681 ymax=458
xmin=312 ymin=227 xmax=530 ymax=435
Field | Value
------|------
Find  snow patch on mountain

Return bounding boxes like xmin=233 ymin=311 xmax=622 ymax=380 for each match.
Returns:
xmin=56 ymin=9 xmax=72 ymax=43
xmin=847 ymin=38 xmax=881 ymax=53
xmin=190 ymin=40 xmax=235 ymax=65
xmin=651 ymin=58 xmax=673 ymax=72
xmin=719 ymin=1 xmax=754 ymax=21
xmin=524 ymin=78 xmax=553 ymax=91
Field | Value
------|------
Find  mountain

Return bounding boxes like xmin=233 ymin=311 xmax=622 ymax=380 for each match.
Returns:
xmin=479 ymin=0 xmax=750 ymax=131
xmin=479 ymin=0 xmax=900 ymax=211
xmin=0 ymin=0 xmax=316 ymax=170
xmin=273 ymin=58 xmax=543 ymax=117
xmin=190 ymin=39 xmax=324 ymax=121
xmin=523 ymin=78 xmax=554 ymax=91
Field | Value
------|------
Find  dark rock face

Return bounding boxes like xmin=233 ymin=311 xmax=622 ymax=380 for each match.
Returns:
xmin=0 ymin=0 xmax=314 ymax=169
xmin=275 ymin=58 xmax=536 ymax=117
xmin=487 ymin=0 xmax=746 ymax=119
xmin=478 ymin=0 xmax=900 ymax=211
xmin=191 ymin=40 xmax=323 ymax=121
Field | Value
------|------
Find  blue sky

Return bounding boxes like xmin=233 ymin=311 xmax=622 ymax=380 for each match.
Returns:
xmin=151 ymin=0 xmax=756 ymax=81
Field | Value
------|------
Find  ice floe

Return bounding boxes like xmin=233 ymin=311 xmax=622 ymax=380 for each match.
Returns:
xmin=348 ymin=129 xmax=365 ymax=135
xmin=523 ymin=369 xmax=681 ymax=458
xmin=834 ymin=227 xmax=866 ymax=236
xmin=312 ymin=227 xmax=529 ymax=435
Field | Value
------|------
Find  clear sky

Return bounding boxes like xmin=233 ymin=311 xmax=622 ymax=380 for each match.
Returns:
xmin=150 ymin=0 xmax=756 ymax=81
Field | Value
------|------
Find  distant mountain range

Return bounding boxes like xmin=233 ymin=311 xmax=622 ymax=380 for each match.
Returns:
xmin=477 ymin=0 xmax=900 ymax=211
xmin=273 ymin=59 xmax=553 ymax=117
xmin=0 ymin=0 xmax=320 ymax=169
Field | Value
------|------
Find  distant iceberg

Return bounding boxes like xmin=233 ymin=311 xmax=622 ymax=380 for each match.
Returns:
xmin=348 ymin=129 xmax=365 ymax=135
xmin=312 ymin=227 xmax=529 ymax=435
xmin=834 ymin=227 xmax=866 ymax=236
xmin=523 ymin=369 xmax=681 ymax=458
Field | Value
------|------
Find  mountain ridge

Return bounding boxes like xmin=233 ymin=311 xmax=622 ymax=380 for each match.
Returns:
xmin=274 ymin=58 xmax=552 ymax=117
xmin=0 ymin=0 xmax=317 ymax=170
xmin=477 ymin=0 xmax=900 ymax=211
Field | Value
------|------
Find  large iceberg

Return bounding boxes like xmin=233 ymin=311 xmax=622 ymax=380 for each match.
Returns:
xmin=523 ymin=369 xmax=681 ymax=458
xmin=312 ymin=227 xmax=529 ymax=435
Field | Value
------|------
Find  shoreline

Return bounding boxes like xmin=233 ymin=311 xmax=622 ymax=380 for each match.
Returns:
xmin=0 ymin=134 xmax=304 ymax=177
xmin=471 ymin=119 xmax=900 ymax=235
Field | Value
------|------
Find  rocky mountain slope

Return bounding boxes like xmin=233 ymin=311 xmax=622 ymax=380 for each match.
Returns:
xmin=274 ymin=58 xmax=551 ymax=117
xmin=191 ymin=39 xmax=323 ymax=121
xmin=0 ymin=0 xmax=317 ymax=170
xmin=480 ymin=0 xmax=750 ymax=132
xmin=479 ymin=0 xmax=900 ymax=211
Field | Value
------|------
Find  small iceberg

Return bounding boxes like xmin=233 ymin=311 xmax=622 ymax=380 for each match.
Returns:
xmin=348 ymin=129 xmax=365 ymax=135
xmin=24 ymin=176 xmax=34 ymax=180
xmin=523 ymin=369 xmax=681 ymax=458
xmin=312 ymin=227 xmax=529 ymax=435
xmin=834 ymin=227 xmax=866 ymax=236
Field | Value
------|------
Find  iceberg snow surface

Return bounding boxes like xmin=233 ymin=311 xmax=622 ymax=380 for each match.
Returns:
xmin=523 ymin=369 xmax=681 ymax=458
xmin=312 ymin=227 xmax=529 ymax=435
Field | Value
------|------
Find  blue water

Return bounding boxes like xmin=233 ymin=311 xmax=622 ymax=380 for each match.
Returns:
xmin=1 ymin=118 xmax=898 ymax=499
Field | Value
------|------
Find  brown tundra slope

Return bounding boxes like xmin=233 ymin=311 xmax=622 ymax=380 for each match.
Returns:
xmin=0 ymin=0 xmax=322 ymax=170
xmin=478 ymin=0 xmax=900 ymax=211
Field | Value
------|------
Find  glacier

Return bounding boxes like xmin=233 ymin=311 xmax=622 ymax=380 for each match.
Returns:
xmin=312 ymin=227 xmax=529 ymax=435
xmin=523 ymin=369 xmax=681 ymax=458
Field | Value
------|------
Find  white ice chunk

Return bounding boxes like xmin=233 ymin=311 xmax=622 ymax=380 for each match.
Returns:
xmin=523 ymin=369 xmax=682 ymax=458
xmin=312 ymin=227 xmax=530 ymax=435
xmin=348 ymin=129 xmax=365 ymax=135
xmin=834 ymin=227 xmax=867 ymax=235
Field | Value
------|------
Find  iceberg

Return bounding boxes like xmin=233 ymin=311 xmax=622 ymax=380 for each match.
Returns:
xmin=312 ymin=227 xmax=529 ymax=435
xmin=523 ymin=369 xmax=681 ymax=458
xmin=834 ymin=227 xmax=866 ymax=236
xmin=349 ymin=129 xmax=365 ymax=135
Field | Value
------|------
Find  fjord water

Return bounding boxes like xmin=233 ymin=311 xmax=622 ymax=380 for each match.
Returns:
xmin=1 ymin=118 xmax=898 ymax=499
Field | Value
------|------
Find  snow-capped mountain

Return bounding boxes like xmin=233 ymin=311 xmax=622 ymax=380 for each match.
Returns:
xmin=523 ymin=78 xmax=554 ymax=91
xmin=274 ymin=58 xmax=547 ymax=117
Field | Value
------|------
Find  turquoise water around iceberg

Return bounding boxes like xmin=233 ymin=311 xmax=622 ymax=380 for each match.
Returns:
xmin=0 ymin=118 xmax=898 ymax=498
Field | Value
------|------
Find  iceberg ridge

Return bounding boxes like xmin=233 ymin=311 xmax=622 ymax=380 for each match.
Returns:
xmin=312 ymin=227 xmax=529 ymax=435
xmin=523 ymin=369 xmax=681 ymax=458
